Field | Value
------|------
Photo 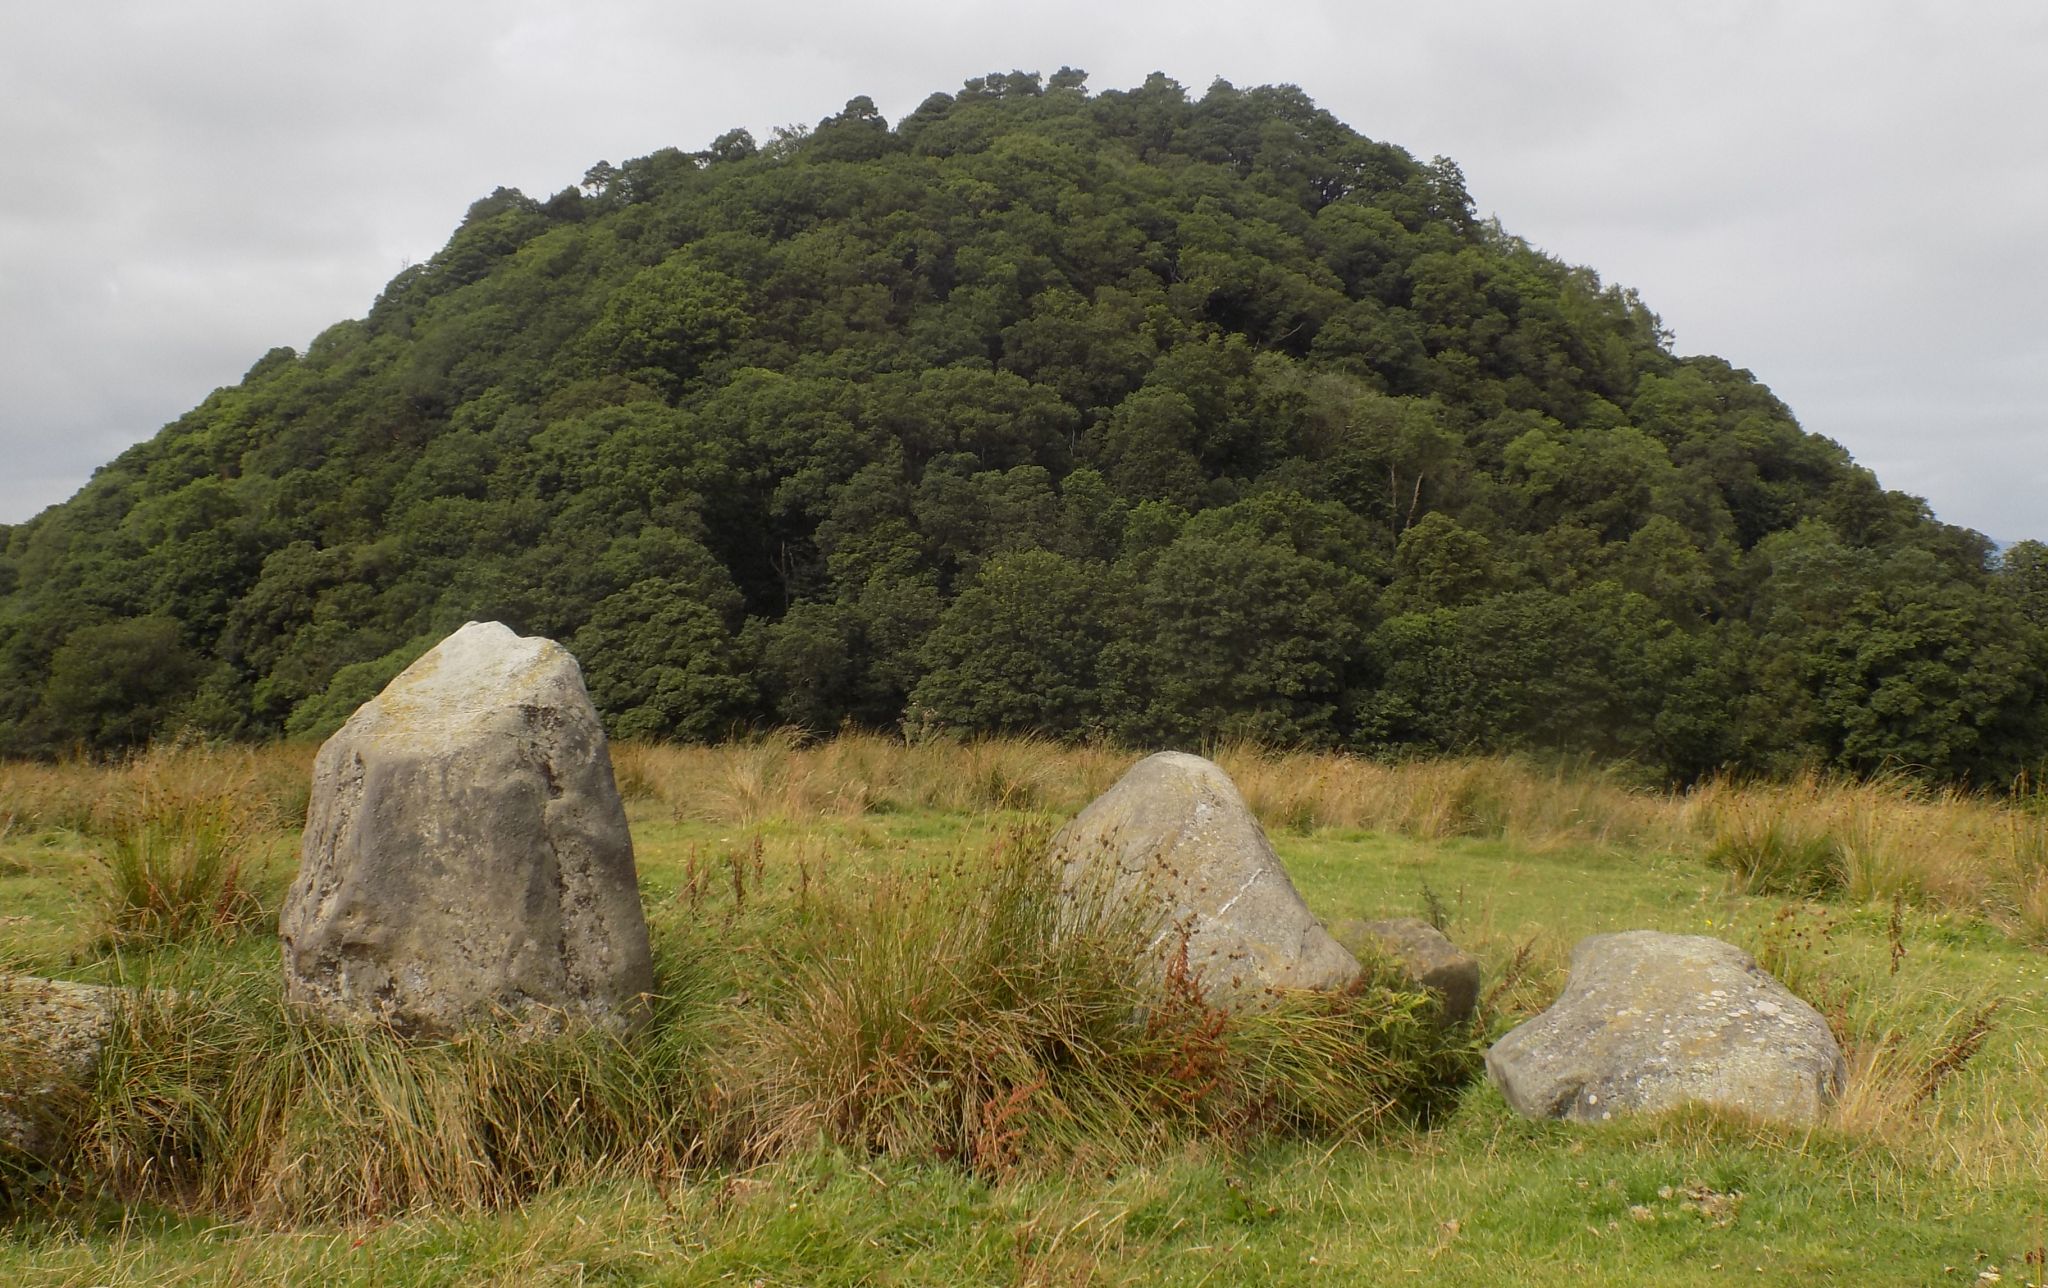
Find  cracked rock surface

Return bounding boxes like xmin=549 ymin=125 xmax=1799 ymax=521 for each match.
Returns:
xmin=1487 ymin=930 xmax=1846 ymax=1125
xmin=279 ymin=621 xmax=653 ymax=1037
xmin=1051 ymin=751 xmax=1358 ymax=1008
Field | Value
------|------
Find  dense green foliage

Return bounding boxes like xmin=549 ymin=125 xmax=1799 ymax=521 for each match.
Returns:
xmin=2 ymin=70 xmax=2041 ymax=780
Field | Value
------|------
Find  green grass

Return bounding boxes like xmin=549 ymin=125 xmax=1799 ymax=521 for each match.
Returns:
xmin=5 ymin=747 xmax=2048 ymax=1285
xmin=5 ymin=1119 xmax=2043 ymax=1285
xmin=0 ymin=832 xmax=96 ymax=972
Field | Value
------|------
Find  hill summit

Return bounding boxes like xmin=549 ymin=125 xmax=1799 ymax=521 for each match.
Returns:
xmin=1 ymin=70 xmax=2041 ymax=780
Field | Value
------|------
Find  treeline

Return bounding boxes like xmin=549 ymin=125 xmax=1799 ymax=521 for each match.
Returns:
xmin=1 ymin=70 xmax=2043 ymax=782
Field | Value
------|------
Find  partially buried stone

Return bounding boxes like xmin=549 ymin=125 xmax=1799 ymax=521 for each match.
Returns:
xmin=279 ymin=621 xmax=653 ymax=1037
xmin=1330 ymin=917 xmax=1480 ymax=1026
xmin=1486 ymin=930 xmax=1846 ymax=1125
xmin=1050 ymin=751 xmax=1358 ymax=1009
xmin=1 ymin=974 xmax=118 ymax=1163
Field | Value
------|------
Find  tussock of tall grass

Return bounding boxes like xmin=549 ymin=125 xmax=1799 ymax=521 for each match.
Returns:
xmin=81 ymin=748 xmax=310 ymax=949
xmin=706 ymin=824 xmax=1154 ymax=1169
xmin=1684 ymin=771 xmax=2048 ymax=932
xmin=24 ymin=824 xmax=1474 ymax=1221
xmin=1 ymin=743 xmax=314 ymax=838
xmin=615 ymin=734 xmax=1668 ymax=848
xmin=68 ymin=954 xmax=706 ymax=1224
xmin=708 ymin=826 xmax=1474 ymax=1176
xmin=0 ymin=745 xmax=315 ymax=950
xmin=1213 ymin=745 xmax=1673 ymax=848
xmin=1829 ymin=975 xmax=2048 ymax=1188
xmin=92 ymin=809 xmax=264 ymax=950
xmin=1723 ymin=898 xmax=2048 ymax=1184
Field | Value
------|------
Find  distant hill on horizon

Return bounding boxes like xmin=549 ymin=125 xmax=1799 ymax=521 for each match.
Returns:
xmin=2 ymin=69 xmax=2042 ymax=780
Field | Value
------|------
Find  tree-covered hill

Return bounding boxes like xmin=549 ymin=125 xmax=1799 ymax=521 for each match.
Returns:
xmin=2 ymin=70 xmax=2042 ymax=781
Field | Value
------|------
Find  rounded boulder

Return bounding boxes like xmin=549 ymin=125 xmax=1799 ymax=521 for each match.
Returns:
xmin=1 ymin=974 xmax=118 ymax=1163
xmin=1486 ymin=930 xmax=1847 ymax=1125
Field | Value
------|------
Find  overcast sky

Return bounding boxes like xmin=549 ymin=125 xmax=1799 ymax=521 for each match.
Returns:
xmin=3 ymin=1 xmax=2041 ymax=542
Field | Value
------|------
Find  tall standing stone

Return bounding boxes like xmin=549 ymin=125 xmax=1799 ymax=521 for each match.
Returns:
xmin=280 ymin=622 xmax=653 ymax=1036
xmin=1051 ymin=751 xmax=1358 ymax=1008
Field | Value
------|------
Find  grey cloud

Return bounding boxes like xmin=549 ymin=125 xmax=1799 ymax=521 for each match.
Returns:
xmin=2 ymin=1 xmax=2041 ymax=541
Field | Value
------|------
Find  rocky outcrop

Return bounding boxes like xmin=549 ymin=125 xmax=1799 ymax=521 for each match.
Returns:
xmin=1331 ymin=917 xmax=1480 ymax=1025
xmin=279 ymin=621 xmax=653 ymax=1037
xmin=1051 ymin=751 xmax=1358 ymax=1008
xmin=1 ymin=974 xmax=117 ymax=1162
xmin=1487 ymin=931 xmax=1846 ymax=1125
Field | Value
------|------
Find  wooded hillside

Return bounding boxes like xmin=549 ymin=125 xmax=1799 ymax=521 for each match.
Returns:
xmin=3 ymin=70 xmax=2042 ymax=781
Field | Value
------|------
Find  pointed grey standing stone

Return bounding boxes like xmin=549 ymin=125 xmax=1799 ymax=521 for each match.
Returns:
xmin=1486 ymin=931 xmax=1847 ymax=1125
xmin=1051 ymin=751 xmax=1359 ymax=1008
xmin=1 ymin=974 xmax=118 ymax=1162
xmin=1331 ymin=917 xmax=1481 ymax=1025
xmin=280 ymin=622 xmax=653 ymax=1037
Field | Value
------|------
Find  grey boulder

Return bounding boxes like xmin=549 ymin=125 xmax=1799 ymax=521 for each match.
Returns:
xmin=1 ymin=975 xmax=117 ymax=1162
xmin=280 ymin=621 xmax=653 ymax=1036
xmin=1487 ymin=931 xmax=1846 ymax=1125
xmin=1051 ymin=751 xmax=1358 ymax=1008
xmin=1331 ymin=917 xmax=1480 ymax=1025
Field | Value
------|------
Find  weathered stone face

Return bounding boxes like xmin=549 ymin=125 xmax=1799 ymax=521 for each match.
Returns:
xmin=279 ymin=621 xmax=653 ymax=1037
xmin=1 ymin=974 xmax=117 ymax=1163
xmin=1051 ymin=751 xmax=1359 ymax=1008
xmin=1331 ymin=917 xmax=1480 ymax=1026
xmin=1486 ymin=931 xmax=1847 ymax=1125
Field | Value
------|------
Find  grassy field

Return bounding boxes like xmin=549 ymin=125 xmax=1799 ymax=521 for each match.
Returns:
xmin=4 ymin=737 xmax=2047 ymax=1285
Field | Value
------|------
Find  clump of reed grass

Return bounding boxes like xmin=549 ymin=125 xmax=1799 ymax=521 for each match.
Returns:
xmin=1214 ymin=745 xmax=1669 ymax=848
xmin=1219 ymin=963 xmax=1478 ymax=1138
xmin=33 ymin=822 xmax=1474 ymax=1221
xmin=1684 ymin=768 xmax=2041 ymax=917
xmin=73 ymin=949 xmax=710 ymax=1225
xmin=1831 ymin=982 xmax=2011 ymax=1141
xmin=710 ymin=825 xmax=1476 ymax=1175
xmin=0 ymin=760 xmax=111 ymax=837
xmin=1704 ymin=810 xmax=1843 ymax=897
xmin=627 ymin=731 xmax=1126 ymax=825
xmin=83 ymin=750 xmax=287 ymax=949
xmin=91 ymin=811 xmax=264 ymax=949
xmin=1722 ymin=892 xmax=2044 ymax=1184
xmin=1994 ymin=808 xmax=2048 ymax=944
xmin=606 ymin=739 xmax=665 ymax=804
xmin=709 ymin=824 xmax=1149 ymax=1169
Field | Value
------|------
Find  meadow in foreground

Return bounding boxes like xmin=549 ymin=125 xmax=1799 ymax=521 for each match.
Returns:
xmin=3 ymin=736 xmax=2047 ymax=1285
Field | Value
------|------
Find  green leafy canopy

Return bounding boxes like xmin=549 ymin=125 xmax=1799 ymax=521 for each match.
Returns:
xmin=1 ymin=70 xmax=2039 ymax=783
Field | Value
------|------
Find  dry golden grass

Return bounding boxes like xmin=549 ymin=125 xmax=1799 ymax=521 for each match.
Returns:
xmin=1 ymin=743 xmax=316 ymax=841
xmin=3 ymin=745 xmax=314 ymax=948
xmin=616 ymin=735 xmax=1675 ymax=846
xmin=611 ymin=731 xmax=1132 ymax=825
xmin=8 ymin=736 xmax=2045 ymax=937
xmin=1212 ymin=744 xmax=1674 ymax=849
xmin=1682 ymin=770 xmax=2048 ymax=933
xmin=612 ymin=734 xmax=2048 ymax=933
